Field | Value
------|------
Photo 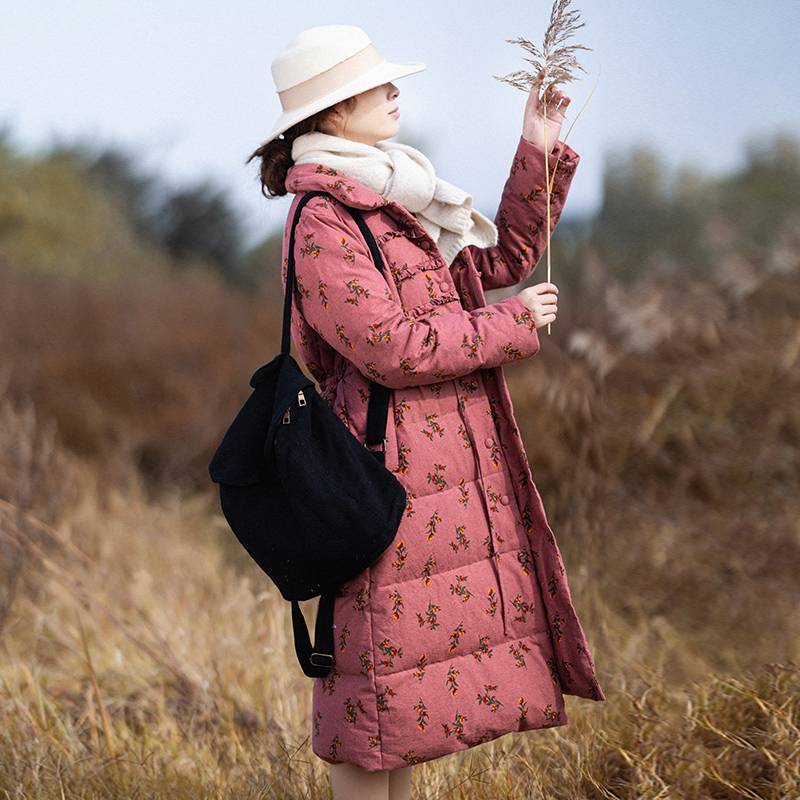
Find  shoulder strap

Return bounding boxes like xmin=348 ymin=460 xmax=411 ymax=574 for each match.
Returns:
xmin=283 ymin=191 xmax=392 ymax=464
xmin=284 ymin=193 xmax=394 ymax=679
xmin=282 ymin=191 xmax=330 ymax=356
xmin=282 ymin=191 xmax=388 ymax=356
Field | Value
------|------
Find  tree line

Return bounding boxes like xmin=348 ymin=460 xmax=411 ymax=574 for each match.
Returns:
xmin=1 ymin=131 xmax=798 ymax=288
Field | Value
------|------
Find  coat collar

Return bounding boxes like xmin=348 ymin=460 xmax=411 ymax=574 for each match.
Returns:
xmin=286 ymin=162 xmax=430 ymax=239
xmin=286 ymin=163 xmax=387 ymax=211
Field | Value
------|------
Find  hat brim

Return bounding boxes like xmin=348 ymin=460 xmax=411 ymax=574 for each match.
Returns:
xmin=261 ymin=59 xmax=426 ymax=145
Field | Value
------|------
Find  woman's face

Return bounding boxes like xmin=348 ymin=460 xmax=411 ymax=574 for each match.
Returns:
xmin=327 ymin=83 xmax=400 ymax=146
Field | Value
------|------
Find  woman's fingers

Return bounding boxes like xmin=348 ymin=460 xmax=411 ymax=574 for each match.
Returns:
xmin=517 ymin=283 xmax=559 ymax=327
xmin=542 ymin=84 xmax=571 ymax=115
xmin=539 ymin=311 xmax=557 ymax=326
xmin=553 ymin=93 xmax=571 ymax=113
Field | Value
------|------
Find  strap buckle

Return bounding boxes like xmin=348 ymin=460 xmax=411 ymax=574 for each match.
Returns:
xmin=365 ymin=438 xmax=387 ymax=453
xmin=309 ymin=652 xmax=334 ymax=669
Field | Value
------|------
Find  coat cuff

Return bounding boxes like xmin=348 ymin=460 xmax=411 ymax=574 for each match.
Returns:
xmin=516 ymin=136 xmax=579 ymax=177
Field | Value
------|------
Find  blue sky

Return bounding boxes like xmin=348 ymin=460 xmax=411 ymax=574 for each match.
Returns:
xmin=3 ymin=0 xmax=799 ymax=242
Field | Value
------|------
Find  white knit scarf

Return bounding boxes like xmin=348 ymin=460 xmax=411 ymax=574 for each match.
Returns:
xmin=292 ymin=132 xmax=498 ymax=265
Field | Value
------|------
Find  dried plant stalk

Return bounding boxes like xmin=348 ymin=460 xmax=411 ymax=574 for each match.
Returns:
xmin=495 ymin=0 xmax=591 ymax=332
xmin=495 ymin=0 xmax=590 ymax=95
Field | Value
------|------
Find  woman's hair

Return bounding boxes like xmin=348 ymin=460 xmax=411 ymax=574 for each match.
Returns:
xmin=248 ymin=98 xmax=356 ymax=198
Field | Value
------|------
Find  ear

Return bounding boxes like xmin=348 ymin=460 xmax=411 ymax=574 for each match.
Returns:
xmin=318 ymin=107 xmax=343 ymax=136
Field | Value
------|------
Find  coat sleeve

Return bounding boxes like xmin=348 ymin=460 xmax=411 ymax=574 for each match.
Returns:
xmin=289 ymin=197 xmax=541 ymax=389
xmin=465 ymin=137 xmax=579 ymax=292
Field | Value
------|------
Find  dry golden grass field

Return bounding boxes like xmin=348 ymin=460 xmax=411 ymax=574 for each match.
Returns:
xmin=1 ymin=139 xmax=799 ymax=798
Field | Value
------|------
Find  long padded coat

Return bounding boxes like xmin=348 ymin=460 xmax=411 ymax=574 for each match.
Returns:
xmin=283 ymin=137 xmax=604 ymax=772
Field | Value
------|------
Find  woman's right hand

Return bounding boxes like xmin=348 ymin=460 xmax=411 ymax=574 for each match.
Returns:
xmin=517 ymin=283 xmax=558 ymax=328
xmin=522 ymin=76 xmax=571 ymax=151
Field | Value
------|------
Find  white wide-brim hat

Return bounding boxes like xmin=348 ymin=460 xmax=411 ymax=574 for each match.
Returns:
xmin=262 ymin=25 xmax=426 ymax=144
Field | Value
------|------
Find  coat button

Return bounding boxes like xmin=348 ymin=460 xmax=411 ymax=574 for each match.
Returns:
xmin=501 ymin=495 xmax=511 ymax=506
xmin=484 ymin=437 xmax=493 ymax=448
xmin=420 ymin=240 xmax=432 ymax=251
xmin=440 ymin=281 xmax=451 ymax=292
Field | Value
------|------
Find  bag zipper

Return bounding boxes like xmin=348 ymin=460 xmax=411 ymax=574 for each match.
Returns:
xmin=282 ymin=390 xmax=307 ymax=425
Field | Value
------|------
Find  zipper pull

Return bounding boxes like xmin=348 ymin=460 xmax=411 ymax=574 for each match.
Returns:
xmin=283 ymin=390 xmax=307 ymax=424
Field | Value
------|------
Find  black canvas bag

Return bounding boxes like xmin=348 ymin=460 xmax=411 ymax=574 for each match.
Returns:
xmin=209 ymin=191 xmax=406 ymax=677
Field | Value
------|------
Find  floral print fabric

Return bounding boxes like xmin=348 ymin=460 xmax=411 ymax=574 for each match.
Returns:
xmin=283 ymin=137 xmax=603 ymax=772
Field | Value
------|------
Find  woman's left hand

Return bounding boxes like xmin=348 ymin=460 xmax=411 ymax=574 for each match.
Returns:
xmin=522 ymin=74 xmax=571 ymax=151
xmin=517 ymin=282 xmax=558 ymax=328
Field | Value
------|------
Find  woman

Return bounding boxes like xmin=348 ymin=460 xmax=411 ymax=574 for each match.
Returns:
xmin=249 ymin=24 xmax=603 ymax=800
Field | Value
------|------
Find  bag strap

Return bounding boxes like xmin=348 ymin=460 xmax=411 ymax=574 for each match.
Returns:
xmin=348 ymin=209 xmax=395 ymax=464
xmin=283 ymin=190 xmax=392 ymax=464
xmin=281 ymin=191 xmax=384 ymax=355
xmin=291 ymin=595 xmax=336 ymax=679
xmin=283 ymin=191 xmax=394 ymax=679
xmin=281 ymin=191 xmax=326 ymax=357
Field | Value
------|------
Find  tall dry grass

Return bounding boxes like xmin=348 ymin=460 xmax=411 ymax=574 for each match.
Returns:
xmin=1 ymin=200 xmax=800 ymax=796
xmin=1 ymin=465 xmax=798 ymax=798
xmin=0 ymin=267 xmax=284 ymax=492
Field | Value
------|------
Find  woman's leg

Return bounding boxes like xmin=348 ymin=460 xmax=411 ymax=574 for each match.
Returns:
xmin=388 ymin=766 xmax=412 ymax=800
xmin=330 ymin=763 xmax=387 ymax=800
xmin=329 ymin=764 xmax=412 ymax=800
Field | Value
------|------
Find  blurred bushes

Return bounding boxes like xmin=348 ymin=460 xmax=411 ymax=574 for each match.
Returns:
xmin=718 ymin=133 xmax=800 ymax=249
xmin=1 ymin=133 xmax=799 ymax=799
xmin=0 ymin=269 xmax=283 ymax=493
xmin=506 ymin=132 xmax=800 ymax=674
xmin=1 ymin=132 xmax=800 ymax=679
xmin=0 ymin=139 xmax=259 ymax=286
xmin=156 ymin=183 xmax=243 ymax=279
xmin=580 ymin=132 xmax=800 ymax=288
xmin=0 ymin=142 xmax=166 ymax=281
xmin=592 ymin=147 xmax=710 ymax=281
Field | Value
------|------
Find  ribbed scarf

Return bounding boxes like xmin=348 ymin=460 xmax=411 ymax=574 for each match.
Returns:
xmin=292 ymin=132 xmax=498 ymax=265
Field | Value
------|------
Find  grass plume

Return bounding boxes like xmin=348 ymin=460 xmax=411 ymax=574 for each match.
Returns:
xmin=496 ymin=0 xmax=591 ymax=331
xmin=495 ymin=0 xmax=590 ymax=94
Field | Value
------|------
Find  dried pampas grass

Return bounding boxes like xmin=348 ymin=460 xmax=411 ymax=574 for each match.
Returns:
xmin=496 ymin=0 xmax=590 ymax=94
xmin=496 ymin=0 xmax=592 ymax=332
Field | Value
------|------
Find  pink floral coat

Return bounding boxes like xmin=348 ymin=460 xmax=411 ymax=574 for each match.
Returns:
xmin=283 ymin=137 xmax=604 ymax=772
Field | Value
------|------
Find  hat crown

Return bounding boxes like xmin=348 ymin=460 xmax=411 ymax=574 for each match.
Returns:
xmin=260 ymin=26 xmax=424 ymax=145
xmin=272 ymin=25 xmax=374 ymax=92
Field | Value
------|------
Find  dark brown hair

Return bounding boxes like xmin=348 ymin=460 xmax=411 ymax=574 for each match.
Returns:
xmin=247 ymin=98 xmax=357 ymax=198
